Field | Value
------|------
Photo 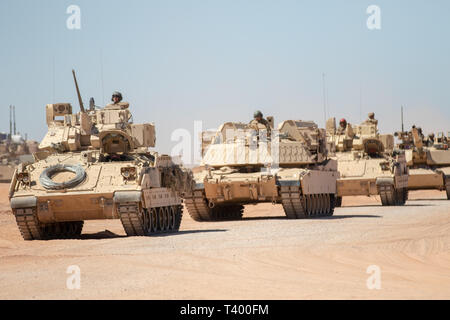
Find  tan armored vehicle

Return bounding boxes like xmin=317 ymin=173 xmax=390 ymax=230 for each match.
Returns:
xmin=395 ymin=127 xmax=450 ymax=199
xmin=185 ymin=118 xmax=339 ymax=220
xmin=327 ymin=115 xmax=409 ymax=206
xmin=1 ymin=106 xmax=39 ymax=182
xmin=8 ymin=71 xmax=193 ymax=240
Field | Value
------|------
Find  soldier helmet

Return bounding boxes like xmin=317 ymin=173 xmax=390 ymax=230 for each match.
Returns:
xmin=253 ymin=110 xmax=263 ymax=118
xmin=368 ymin=112 xmax=375 ymax=119
xmin=340 ymin=118 xmax=347 ymax=124
xmin=112 ymin=91 xmax=123 ymax=102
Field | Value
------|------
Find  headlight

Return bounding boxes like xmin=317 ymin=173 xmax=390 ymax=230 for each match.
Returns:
xmin=121 ymin=167 xmax=136 ymax=179
xmin=17 ymin=172 xmax=30 ymax=184
xmin=379 ymin=161 xmax=390 ymax=171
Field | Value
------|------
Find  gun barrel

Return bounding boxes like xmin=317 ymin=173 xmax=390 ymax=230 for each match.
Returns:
xmin=72 ymin=69 xmax=85 ymax=113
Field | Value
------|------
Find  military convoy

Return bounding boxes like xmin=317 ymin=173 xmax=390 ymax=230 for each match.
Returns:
xmin=184 ymin=118 xmax=339 ymax=220
xmin=1 ymin=106 xmax=39 ymax=182
xmin=8 ymin=71 xmax=193 ymax=240
xmin=326 ymin=115 xmax=409 ymax=206
xmin=5 ymin=67 xmax=448 ymax=241
xmin=395 ymin=127 xmax=450 ymax=199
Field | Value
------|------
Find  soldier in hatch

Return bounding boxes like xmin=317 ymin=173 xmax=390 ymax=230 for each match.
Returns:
xmin=112 ymin=91 xmax=122 ymax=104
xmin=249 ymin=110 xmax=271 ymax=135
xmin=336 ymin=118 xmax=348 ymax=134
xmin=105 ymin=91 xmax=129 ymax=110
xmin=426 ymin=133 xmax=435 ymax=147
xmin=364 ymin=112 xmax=378 ymax=125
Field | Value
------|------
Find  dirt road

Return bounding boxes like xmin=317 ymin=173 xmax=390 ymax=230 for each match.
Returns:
xmin=0 ymin=183 xmax=449 ymax=299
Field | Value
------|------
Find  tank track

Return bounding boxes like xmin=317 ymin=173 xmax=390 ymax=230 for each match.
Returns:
xmin=14 ymin=207 xmax=83 ymax=240
xmin=445 ymin=176 xmax=450 ymax=200
xmin=14 ymin=208 xmax=42 ymax=240
xmin=334 ymin=196 xmax=343 ymax=208
xmin=280 ymin=186 xmax=306 ymax=218
xmin=280 ymin=186 xmax=335 ymax=218
xmin=378 ymin=184 xmax=407 ymax=206
xmin=184 ymin=191 xmax=244 ymax=221
xmin=117 ymin=203 xmax=183 ymax=236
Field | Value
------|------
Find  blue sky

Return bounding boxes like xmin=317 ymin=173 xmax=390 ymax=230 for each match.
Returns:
xmin=1 ymin=0 xmax=449 ymax=159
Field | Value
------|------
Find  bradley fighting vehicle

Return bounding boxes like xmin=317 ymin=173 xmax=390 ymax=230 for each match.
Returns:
xmin=1 ymin=106 xmax=39 ymax=182
xmin=395 ymin=127 xmax=450 ymax=199
xmin=184 ymin=118 xmax=339 ymax=220
xmin=8 ymin=70 xmax=193 ymax=240
xmin=326 ymin=116 xmax=409 ymax=206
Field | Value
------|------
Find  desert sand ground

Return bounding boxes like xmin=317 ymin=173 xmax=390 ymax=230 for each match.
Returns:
xmin=0 ymin=182 xmax=449 ymax=300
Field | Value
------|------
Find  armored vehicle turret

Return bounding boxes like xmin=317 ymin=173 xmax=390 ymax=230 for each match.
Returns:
xmin=9 ymin=71 xmax=193 ymax=240
xmin=184 ymin=118 xmax=338 ymax=221
xmin=395 ymin=127 xmax=450 ymax=199
xmin=327 ymin=115 xmax=409 ymax=206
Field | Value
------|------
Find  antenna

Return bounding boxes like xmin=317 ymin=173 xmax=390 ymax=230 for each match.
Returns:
xmin=72 ymin=69 xmax=85 ymax=113
xmin=52 ymin=56 xmax=55 ymax=102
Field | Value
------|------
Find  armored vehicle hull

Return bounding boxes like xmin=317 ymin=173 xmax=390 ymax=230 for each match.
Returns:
xmin=10 ymin=152 xmax=190 ymax=240
xmin=185 ymin=120 xmax=339 ymax=220
xmin=407 ymin=168 xmax=450 ymax=195
xmin=334 ymin=153 xmax=409 ymax=206
xmin=327 ymin=117 xmax=409 ymax=207
xmin=397 ymin=130 xmax=450 ymax=199
xmin=186 ymin=165 xmax=338 ymax=220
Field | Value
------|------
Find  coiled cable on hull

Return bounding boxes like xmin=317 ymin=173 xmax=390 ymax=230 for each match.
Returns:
xmin=39 ymin=164 xmax=86 ymax=190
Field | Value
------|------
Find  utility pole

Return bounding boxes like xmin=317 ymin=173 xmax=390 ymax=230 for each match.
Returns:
xmin=401 ymin=106 xmax=404 ymax=132
xmin=9 ymin=105 xmax=12 ymax=140
xmin=13 ymin=105 xmax=16 ymax=135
